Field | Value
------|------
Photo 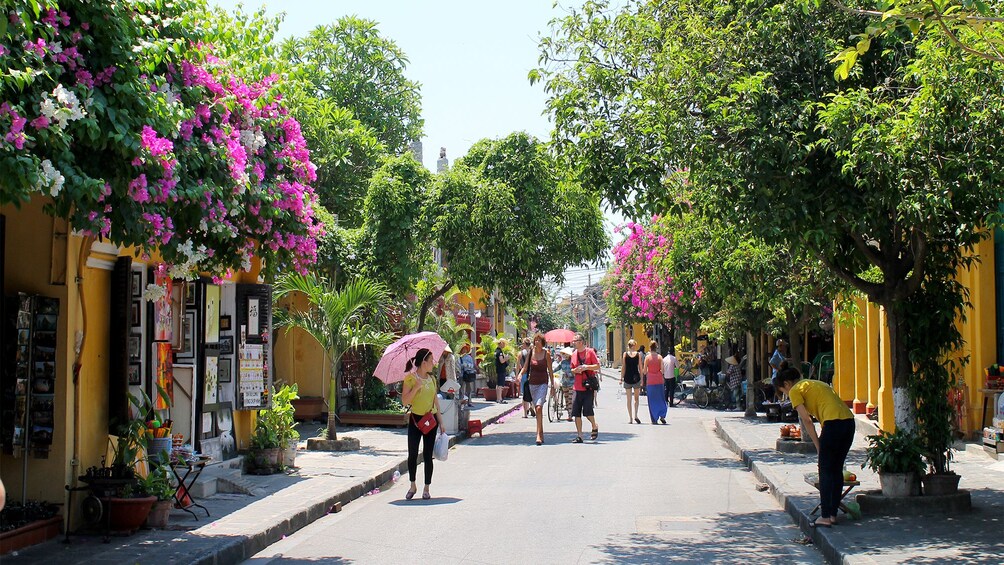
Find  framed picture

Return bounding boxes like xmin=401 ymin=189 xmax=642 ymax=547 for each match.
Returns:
xmin=204 ymin=355 xmax=219 ymax=404
xmin=247 ymin=297 xmax=260 ymax=337
xmin=205 ymin=285 xmax=220 ymax=343
xmin=153 ymin=274 xmax=173 ymax=342
xmin=218 ymin=358 xmax=231 ymax=383
xmin=131 ymin=270 xmax=142 ymax=297
xmin=128 ymin=334 xmax=141 ymax=361
xmin=219 ymin=315 xmax=231 ymax=332
xmin=153 ymin=342 xmax=174 ymax=410
xmin=219 ymin=335 xmax=233 ymax=356
xmin=217 ymin=402 xmax=235 ymax=459
xmin=170 ymin=283 xmax=184 ymax=350
xmin=130 ymin=301 xmax=141 ymax=327
xmin=176 ymin=312 xmax=195 ymax=360
xmin=185 ymin=282 xmax=196 ymax=307
xmin=127 ymin=363 xmax=141 ymax=385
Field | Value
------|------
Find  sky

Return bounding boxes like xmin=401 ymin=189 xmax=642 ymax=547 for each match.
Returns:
xmin=209 ymin=0 xmax=623 ymax=296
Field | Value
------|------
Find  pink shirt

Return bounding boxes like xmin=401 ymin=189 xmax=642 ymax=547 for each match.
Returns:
xmin=645 ymin=354 xmax=663 ymax=385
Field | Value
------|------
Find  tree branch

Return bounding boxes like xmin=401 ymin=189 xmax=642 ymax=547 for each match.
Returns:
xmin=819 ymin=253 xmax=887 ymax=304
xmin=416 ymin=278 xmax=455 ymax=333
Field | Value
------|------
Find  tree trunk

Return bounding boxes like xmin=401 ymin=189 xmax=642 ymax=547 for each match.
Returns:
xmin=745 ymin=331 xmax=757 ymax=418
xmin=884 ymin=307 xmax=916 ymax=431
xmin=416 ymin=279 xmax=454 ymax=332
xmin=327 ymin=357 xmax=341 ymax=440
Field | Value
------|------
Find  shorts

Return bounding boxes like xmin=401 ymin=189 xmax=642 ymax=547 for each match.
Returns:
xmin=529 ymin=383 xmax=548 ymax=406
xmin=571 ymin=390 xmax=595 ymax=418
xmin=496 ymin=372 xmax=507 ymax=388
xmin=623 ymin=381 xmax=642 ymax=390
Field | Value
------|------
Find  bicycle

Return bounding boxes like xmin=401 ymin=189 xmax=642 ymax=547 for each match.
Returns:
xmin=692 ymin=373 xmax=730 ymax=409
xmin=547 ymin=385 xmax=570 ymax=422
xmin=672 ymin=355 xmax=701 ymax=404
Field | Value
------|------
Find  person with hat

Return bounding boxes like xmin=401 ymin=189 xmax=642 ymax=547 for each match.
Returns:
xmin=724 ymin=355 xmax=743 ymax=410
xmin=458 ymin=344 xmax=477 ymax=406
xmin=557 ymin=347 xmax=575 ymax=421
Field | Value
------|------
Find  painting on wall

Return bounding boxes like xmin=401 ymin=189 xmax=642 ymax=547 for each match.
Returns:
xmin=204 ymin=355 xmax=218 ymax=404
xmin=205 ymin=284 xmax=220 ymax=343
xmin=153 ymin=342 xmax=174 ymax=410
xmin=176 ymin=311 xmax=195 ymax=361
xmin=154 ymin=272 xmax=173 ymax=342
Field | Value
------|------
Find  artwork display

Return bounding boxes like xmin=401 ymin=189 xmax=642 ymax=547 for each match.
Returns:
xmin=184 ymin=282 xmax=196 ymax=306
xmin=247 ymin=298 xmax=260 ymax=337
xmin=220 ymin=315 xmax=231 ymax=332
xmin=218 ymin=358 xmax=232 ymax=383
xmin=153 ymin=272 xmax=173 ymax=342
xmin=219 ymin=335 xmax=233 ymax=356
xmin=128 ymin=334 xmax=141 ymax=361
xmin=205 ymin=284 xmax=220 ymax=343
xmin=204 ymin=355 xmax=219 ymax=404
xmin=153 ymin=342 xmax=174 ymax=410
xmin=130 ymin=301 xmax=141 ymax=327
xmin=127 ymin=363 xmax=141 ymax=386
xmin=131 ymin=270 xmax=142 ymax=297
xmin=176 ymin=311 xmax=195 ymax=361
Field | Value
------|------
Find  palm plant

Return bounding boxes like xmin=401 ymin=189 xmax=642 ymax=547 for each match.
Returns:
xmin=274 ymin=273 xmax=394 ymax=440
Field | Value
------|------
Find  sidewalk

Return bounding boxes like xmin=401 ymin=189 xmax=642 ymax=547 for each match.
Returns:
xmin=6 ymin=399 xmax=521 ymax=565
xmin=716 ymin=412 xmax=1004 ymax=564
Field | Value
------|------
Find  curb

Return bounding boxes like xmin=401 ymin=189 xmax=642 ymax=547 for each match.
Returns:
xmin=714 ymin=417 xmax=845 ymax=565
xmin=191 ymin=403 xmax=523 ymax=565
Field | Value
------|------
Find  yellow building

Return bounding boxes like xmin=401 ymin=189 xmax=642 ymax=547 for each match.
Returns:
xmin=831 ymin=237 xmax=997 ymax=436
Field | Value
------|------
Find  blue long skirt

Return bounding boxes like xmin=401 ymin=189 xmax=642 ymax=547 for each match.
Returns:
xmin=647 ymin=383 xmax=668 ymax=422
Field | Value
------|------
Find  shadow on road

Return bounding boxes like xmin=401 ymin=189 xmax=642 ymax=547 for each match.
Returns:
xmin=462 ymin=430 xmax=636 ymax=446
xmin=387 ymin=497 xmax=462 ymax=506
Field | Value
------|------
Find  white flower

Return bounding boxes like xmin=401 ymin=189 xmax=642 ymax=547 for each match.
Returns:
xmin=241 ymin=254 xmax=252 ymax=272
xmin=36 ymin=159 xmax=65 ymax=197
xmin=39 ymin=84 xmax=86 ymax=129
xmin=142 ymin=283 xmax=167 ymax=303
xmin=239 ymin=128 xmax=266 ymax=152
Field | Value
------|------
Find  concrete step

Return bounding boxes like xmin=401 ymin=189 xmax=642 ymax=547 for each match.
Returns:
xmin=188 ymin=456 xmax=245 ymax=498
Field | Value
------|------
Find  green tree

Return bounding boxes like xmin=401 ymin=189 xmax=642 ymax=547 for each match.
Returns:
xmin=274 ymin=274 xmax=394 ymax=440
xmin=419 ymin=132 xmax=608 ymax=331
xmin=280 ymin=16 xmax=424 ymax=154
xmin=538 ymin=0 xmax=1004 ymax=444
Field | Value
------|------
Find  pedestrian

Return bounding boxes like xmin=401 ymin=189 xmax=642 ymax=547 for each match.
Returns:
xmin=772 ymin=366 xmax=855 ymax=528
xmin=662 ymin=348 xmax=678 ymax=408
xmin=517 ymin=338 xmax=535 ymax=417
xmin=770 ymin=339 xmax=788 ymax=380
xmin=400 ymin=348 xmax=445 ymax=500
xmin=494 ymin=338 xmax=510 ymax=404
xmin=620 ymin=339 xmax=643 ymax=424
xmin=724 ymin=355 xmax=743 ymax=410
xmin=459 ymin=344 xmax=477 ymax=406
xmin=571 ymin=333 xmax=601 ymax=443
xmin=519 ymin=333 xmax=555 ymax=445
xmin=645 ymin=343 xmax=667 ymax=424
xmin=439 ymin=345 xmax=456 ymax=389
xmin=558 ymin=347 xmax=575 ymax=421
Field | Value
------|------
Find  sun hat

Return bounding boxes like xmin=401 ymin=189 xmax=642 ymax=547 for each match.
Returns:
xmin=725 ymin=355 xmax=739 ymax=365
xmin=560 ymin=347 xmax=574 ymax=356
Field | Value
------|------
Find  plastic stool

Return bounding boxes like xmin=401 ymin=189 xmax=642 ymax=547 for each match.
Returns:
xmin=467 ymin=419 xmax=483 ymax=437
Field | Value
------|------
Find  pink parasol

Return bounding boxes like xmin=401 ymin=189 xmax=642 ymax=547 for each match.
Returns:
xmin=373 ymin=331 xmax=448 ymax=384
xmin=543 ymin=328 xmax=576 ymax=344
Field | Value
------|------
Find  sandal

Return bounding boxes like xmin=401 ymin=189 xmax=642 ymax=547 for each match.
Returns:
xmin=808 ymin=518 xmax=832 ymax=528
xmin=590 ymin=429 xmax=599 ymax=440
xmin=422 ymin=492 xmax=431 ymax=500
xmin=405 ymin=488 xmax=417 ymax=500
xmin=572 ymin=436 xmax=583 ymax=443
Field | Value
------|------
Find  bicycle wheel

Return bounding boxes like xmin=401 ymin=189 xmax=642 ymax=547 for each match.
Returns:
xmin=674 ymin=382 xmax=687 ymax=404
xmin=693 ymin=386 xmax=710 ymax=408
xmin=547 ymin=392 xmax=558 ymax=422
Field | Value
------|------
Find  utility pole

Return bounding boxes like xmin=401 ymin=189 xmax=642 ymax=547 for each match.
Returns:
xmin=586 ymin=274 xmax=592 ymax=346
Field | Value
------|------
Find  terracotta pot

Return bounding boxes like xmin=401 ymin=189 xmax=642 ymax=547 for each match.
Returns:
xmin=922 ymin=472 xmax=961 ymax=496
xmin=104 ymin=496 xmax=156 ymax=534
xmin=247 ymin=447 xmax=282 ymax=474
xmin=879 ymin=472 xmax=920 ymax=497
xmin=144 ymin=499 xmax=173 ymax=529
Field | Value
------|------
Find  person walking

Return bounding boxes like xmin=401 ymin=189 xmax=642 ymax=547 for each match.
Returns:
xmin=400 ymin=348 xmax=445 ymax=500
xmin=458 ymin=344 xmax=476 ymax=406
xmin=662 ymin=348 xmax=678 ymax=407
xmin=517 ymin=338 xmax=535 ymax=417
xmin=558 ymin=347 xmax=575 ymax=421
xmin=571 ymin=333 xmax=601 ymax=443
xmin=620 ymin=339 xmax=643 ymax=424
xmin=645 ymin=343 xmax=667 ymax=424
xmin=724 ymin=355 xmax=743 ymax=410
xmin=494 ymin=339 xmax=510 ymax=404
xmin=770 ymin=339 xmax=788 ymax=380
xmin=519 ymin=333 xmax=555 ymax=445
xmin=439 ymin=346 xmax=456 ymax=389
xmin=772 ymin=366 xmax=855 ymax=528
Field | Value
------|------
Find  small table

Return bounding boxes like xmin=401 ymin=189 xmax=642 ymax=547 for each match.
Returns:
xmin=804 ymin=473 xmax=860 ymax=516
xmin=170 ymin=456 xmax=211 ymax=520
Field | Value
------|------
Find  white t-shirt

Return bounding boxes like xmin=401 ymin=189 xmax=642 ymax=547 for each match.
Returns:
xmin=662 ymin=354 xmax=677 ymax=380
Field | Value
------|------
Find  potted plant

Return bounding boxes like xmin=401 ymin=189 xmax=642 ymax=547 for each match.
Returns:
xmin=247 ymin=384 xmax=301 ymax=474
xmin=862 ymin=428 xmax=926 ymax=497
xmin=138 ymin=463 xmax=176 ymax=528
xmin=273 ymin=383 xmax=301 ymax=468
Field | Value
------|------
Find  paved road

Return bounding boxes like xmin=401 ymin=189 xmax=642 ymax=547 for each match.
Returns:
xmin=245 ymin=387 xmax=824 ymax=564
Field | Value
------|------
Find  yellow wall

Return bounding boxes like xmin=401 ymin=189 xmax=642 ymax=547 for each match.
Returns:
xmin=607 ymin=322 xmax=650 ymax=367
xmin=833 ymin=237 xmax=997 ymax=437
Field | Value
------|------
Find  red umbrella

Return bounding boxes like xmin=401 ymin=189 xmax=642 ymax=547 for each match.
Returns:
xmin=543 ymin=328 xmax=576 ymax=344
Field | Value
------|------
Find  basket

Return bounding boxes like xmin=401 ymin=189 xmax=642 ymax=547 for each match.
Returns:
xmin=694 ymin=374 xmax=707 ymax=387
xmin=148 ymin=437 xmax=173 ymax=464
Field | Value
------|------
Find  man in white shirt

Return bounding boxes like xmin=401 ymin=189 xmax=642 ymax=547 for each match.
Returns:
xmin=662 ymin=351 xmax=678 ymax=407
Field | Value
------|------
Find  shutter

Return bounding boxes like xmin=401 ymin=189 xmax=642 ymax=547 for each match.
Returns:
xmin=109 ymin=257 xmax=132 ymax=429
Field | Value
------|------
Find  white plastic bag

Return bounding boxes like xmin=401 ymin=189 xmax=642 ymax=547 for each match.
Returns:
xmin=433 ymin=431 xmax=450 ymax=461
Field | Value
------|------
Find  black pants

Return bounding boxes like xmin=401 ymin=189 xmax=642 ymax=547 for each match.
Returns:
xmin=407 ymin=416 xmax=439 ymax=485
xmin=664 ymin=377 xmax=677 ymax=406
xmin=818 ymin=418 xmax=855 ymax=518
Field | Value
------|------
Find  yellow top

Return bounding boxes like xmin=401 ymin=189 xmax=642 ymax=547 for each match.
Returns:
xmin=788 ymin=379 xmax=853 ymax=424
xmin=404 ymin=373 xmax=438 ymax=415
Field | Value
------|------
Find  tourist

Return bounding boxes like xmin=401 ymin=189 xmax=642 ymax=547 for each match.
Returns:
xmin=620 ymin=339 xmax=643 ymax=424
xmin=724 ymin=355 xmax=743 ymax=410
xmin=772 ymin=366 xmax=855 ymax=527
xmin=400 ymin=348 xmax=444 ymax=500
xmin=459 ymin=344 xmax=477 ymax=406
xmin=645 ymin=343 xmax=667 ymax=424
xmin=494 ymin=339 xmax=510 ymax=404
xmin=519 ymin=333 xmax=555 ymax=445
xmin=571 ymin=333 xmax=601 ymax=443
xmin=558 ymin=347 xmax=575 ymax=421
xmin=517 ymin=338 xmax=534 ymax=417
xmin=770 ymin=339 xmax=788 ymax=380
xmin=662 ymin=348 xmax=678 ymax=407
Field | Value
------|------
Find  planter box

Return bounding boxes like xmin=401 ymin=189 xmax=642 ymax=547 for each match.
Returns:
xmin=480 ymin=388 xmax=513 ymax=402
xmin=0 ymin=516 xmax=62 ymax=555
xmin=291 ymin=397 xmax=325 ymax=422
xmin=339 ymin=412 xmax=408 ymax=427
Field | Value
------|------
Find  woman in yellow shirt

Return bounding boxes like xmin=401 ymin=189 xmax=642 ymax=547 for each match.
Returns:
xmin=773 ymin=366 xmax=854 ymax=528
xmin=401 ymin=348 xmax=444 ymax=500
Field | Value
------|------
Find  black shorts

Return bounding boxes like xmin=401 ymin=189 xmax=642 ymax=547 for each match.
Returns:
xmin=571 ymin=390 xmax=594 ymax=418
xmin=496 ymin=372 xmax=507 ymax=387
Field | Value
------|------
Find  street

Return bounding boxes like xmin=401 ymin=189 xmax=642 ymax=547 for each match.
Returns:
xmin=245 ymin=384 xmax=824 ymax=564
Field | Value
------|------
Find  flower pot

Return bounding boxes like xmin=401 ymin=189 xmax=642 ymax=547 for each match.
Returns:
xmin=0 ymin=516 xmax=62 ymax=555
xmin=247 ymin=447 xmax=282 ymax=474
xmin=922 ymin=472 xmax=961 ymax=496
xmin=104 ymin=496 xmax=156 ymax=534
xmin=879 ymin=472 xmax=920 ymax=497
xmin=144 ymin=499 xmax=173 ymax=529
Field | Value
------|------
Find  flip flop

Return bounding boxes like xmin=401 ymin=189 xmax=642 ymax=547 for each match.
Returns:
xmin=405 ymin=488 xmax=416 ymax=500
xmin=808 ymin=518 xmax=832 ymax=528
xmin=422 ymin=492 xmax=431 ymax=500
xmin=590 ymin=429 xmax=599 ymax=440
xmin=572 ymin=436 xmax=583 ymax=443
